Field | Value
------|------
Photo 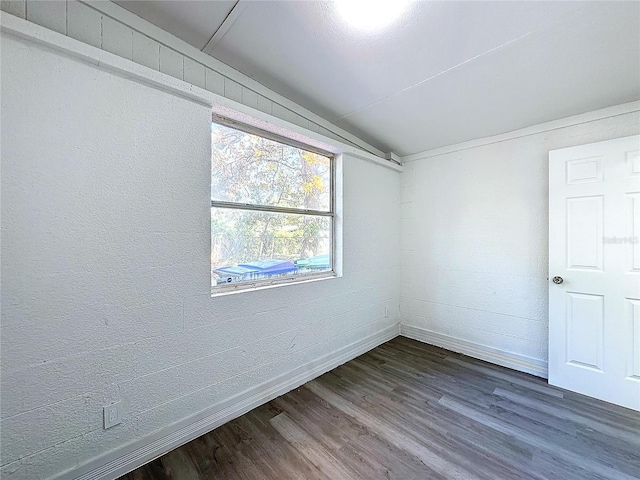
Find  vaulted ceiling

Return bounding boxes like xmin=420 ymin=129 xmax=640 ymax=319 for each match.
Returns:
xmin=116 ymin=1 xmax=640 ymax=156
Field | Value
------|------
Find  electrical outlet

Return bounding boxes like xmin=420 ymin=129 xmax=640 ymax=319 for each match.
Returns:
xmin=385 ymin=306 xmax=389 ymax=318
xmin=103 ymin=401 xmax=122 ymax=429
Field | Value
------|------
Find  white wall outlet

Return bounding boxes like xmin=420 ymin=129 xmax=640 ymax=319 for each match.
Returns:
xmin=103 ymin=401 xmax=122 ymax=429
xmin=385 ymin=306 xmax=389 ymax=318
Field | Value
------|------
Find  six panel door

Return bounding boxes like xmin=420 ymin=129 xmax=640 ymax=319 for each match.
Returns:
xmin=549 ymin=135 xmax=640 ymax=411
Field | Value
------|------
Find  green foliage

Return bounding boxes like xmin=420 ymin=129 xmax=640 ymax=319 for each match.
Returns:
xmin=211 ymin=123 xmax=331 ymax=268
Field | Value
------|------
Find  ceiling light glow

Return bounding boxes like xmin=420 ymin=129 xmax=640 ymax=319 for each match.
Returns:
xmin=335 ymin=0 xmax=410 ymax=31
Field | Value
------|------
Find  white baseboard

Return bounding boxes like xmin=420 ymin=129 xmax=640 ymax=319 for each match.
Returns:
xmin=56 ymin=322 xmax=547 ymax=479
xmin=400 ymin=324 xmax=548 ymax=379
xmin=60 ymin=324 xmax=399 ymax=480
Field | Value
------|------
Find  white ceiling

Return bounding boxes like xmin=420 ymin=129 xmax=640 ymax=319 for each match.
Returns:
xmin=117 ymin=1 xmax=640 ymax=157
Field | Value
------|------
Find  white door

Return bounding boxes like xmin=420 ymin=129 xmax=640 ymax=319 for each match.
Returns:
xmin=549 ymin=135 xmax=640 ymax=411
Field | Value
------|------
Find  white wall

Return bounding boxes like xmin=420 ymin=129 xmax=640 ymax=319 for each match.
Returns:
xmin=0 ymin=34 xmax=400 ymax=479
xmin=400 ymin=110 xmax=640 ymax=375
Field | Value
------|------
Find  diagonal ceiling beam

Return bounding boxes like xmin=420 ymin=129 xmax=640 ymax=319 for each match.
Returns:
xmin=201 ymin=0 xmax=246 ymax=55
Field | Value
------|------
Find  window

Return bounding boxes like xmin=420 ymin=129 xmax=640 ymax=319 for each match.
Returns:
xmin=211 ymin=117 xmax=335 ymax=293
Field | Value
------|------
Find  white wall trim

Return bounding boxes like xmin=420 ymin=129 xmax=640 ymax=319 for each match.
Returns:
xmin=0 ymin=12 xmax=402 ymax=173
xmin=55 ymin=324 xmax=400 ymax=480
xmin=401 ymin=101 xmax=640 ymax=162
xmin=79 ymin=0 xmax=386 ymax=158
xmin=400 ymin=324 xmax=548 ymax=379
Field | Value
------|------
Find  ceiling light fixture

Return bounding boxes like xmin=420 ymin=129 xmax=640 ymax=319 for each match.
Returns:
xmin=335 ymin=0 xmax=410 ymax=31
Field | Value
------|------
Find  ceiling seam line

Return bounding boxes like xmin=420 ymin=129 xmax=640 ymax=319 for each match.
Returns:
xmin=332 ymin=30 xmax=543 ymax=122
xmin=333 ymin=4 xmax=594 ymax=122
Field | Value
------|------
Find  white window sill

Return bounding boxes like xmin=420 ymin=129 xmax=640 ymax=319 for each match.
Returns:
xmin=211 ymin=271 xmax=338 ymax=297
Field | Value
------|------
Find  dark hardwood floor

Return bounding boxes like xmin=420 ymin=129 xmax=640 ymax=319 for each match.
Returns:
xmin=120 ymin=337 xmax=640 ymax=480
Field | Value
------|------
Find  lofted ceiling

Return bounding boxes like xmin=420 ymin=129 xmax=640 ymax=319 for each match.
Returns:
xmin=116 ymin=1 xmax=640 ymax=157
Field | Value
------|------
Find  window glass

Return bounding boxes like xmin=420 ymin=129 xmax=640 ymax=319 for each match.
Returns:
xmin=211 ymin=208 xmax=331 ymax=286
xmin=211 ymin=123 xmax=331 ymax=211
xmin=211 ymin=120 xmax=334 ymax=290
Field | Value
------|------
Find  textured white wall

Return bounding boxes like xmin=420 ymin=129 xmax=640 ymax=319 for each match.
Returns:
xmin=400 ymin=111 xmax=640 ymax=369
xmin=0 ymin=34 xmax=400 ymax=479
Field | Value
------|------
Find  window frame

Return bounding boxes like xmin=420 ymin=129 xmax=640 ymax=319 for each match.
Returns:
xmin=211 ymin=115 xmax=337 ymax=295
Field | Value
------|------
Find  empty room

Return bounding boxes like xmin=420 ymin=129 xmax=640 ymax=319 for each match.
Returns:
xmin=1 ymin=0 xmax=639 ymax=479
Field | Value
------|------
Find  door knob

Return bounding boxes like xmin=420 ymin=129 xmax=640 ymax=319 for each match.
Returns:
xmin=552 ymin=276 xmax=563 ymax=284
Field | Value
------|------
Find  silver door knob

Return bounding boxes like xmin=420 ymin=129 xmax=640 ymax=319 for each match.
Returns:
xmin=552 ymin=276 xmax=563 ymax=284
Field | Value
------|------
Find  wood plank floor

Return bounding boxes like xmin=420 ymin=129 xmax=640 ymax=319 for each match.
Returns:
xmin=120 ymin=337 xmax=640 ymax=480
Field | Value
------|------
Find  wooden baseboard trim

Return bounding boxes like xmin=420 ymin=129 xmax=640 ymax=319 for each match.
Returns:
xmin=400 ymin=324 xmax=548 ymax=379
